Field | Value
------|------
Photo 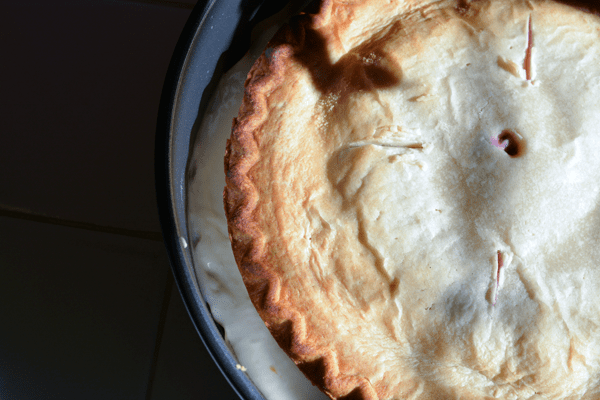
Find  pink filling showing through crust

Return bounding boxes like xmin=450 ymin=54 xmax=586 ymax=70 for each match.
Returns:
xmin=524 ymin=16 xmax=534 ymax=81
xmin=494 ymin=251 xmax=504 ymax=305
xmin=490 ymin=136 xmax=509 ymax=149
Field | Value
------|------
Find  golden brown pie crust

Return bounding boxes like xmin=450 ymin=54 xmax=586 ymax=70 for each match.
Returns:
xmin=224 ymin=1 xmax=600 ymax=399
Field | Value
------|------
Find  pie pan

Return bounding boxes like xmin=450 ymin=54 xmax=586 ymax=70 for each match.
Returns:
xmin=154 ymin=0 xmax=301 ymax=399
xmin=157 ymin=1 xmax=600 ymax=399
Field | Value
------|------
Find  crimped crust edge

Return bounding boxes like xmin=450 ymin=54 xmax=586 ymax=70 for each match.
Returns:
xmin=223 ymin=3 xmax=380 ymax=399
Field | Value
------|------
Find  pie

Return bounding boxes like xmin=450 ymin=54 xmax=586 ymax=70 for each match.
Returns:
xmin=223 ymin=0 xmax=600 ymax=398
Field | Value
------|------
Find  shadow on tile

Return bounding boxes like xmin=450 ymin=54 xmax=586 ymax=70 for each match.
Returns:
xmin=149 ymin=280 xmax=239 ymax=400
xmin=0 ymin=0 xmax=193 ymax=233
xmin=0 ymin=216 xmax=171 ymax=400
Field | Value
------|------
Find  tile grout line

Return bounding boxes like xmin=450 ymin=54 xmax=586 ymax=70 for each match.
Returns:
xmin=145 ymin=271 xmax=175 ymax=400
xmin=0 ymin=206 xmax=163 ymax=242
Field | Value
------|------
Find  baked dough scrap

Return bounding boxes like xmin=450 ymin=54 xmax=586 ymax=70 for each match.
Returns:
xmin=224 ymin=0 xmax=600 ymax=398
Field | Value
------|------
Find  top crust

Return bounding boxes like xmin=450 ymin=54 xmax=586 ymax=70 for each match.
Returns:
xmin=224 ymin=1 xmax=600 ymax=399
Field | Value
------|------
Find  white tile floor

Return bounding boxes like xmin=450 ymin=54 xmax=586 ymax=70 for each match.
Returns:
xmin=0 ymin=0 xmax=239 ymax=398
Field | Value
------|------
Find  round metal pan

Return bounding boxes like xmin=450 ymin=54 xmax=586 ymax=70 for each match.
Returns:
xmin=155 ymin=0 xmax=305 ymax=399
xmin=155 ymin=1 xmax=600 ymax=398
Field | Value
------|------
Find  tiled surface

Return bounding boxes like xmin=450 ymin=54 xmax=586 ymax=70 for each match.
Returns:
xmin=0 ymin=216 xmax=239 ymax=400
xmin=149 ymin=280 xmax=238 ymax=400
xmin=0 ymin=0 xmax=192 ymax=233
xmin=0 ymin=216 xmax=170 ymax=400
xmin=0 ymin=0 xmax=243 ymax=398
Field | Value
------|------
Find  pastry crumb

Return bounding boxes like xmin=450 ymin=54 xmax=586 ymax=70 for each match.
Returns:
xmin=497 ymin=56 xmax=521 ymax=79
xmin=235 ymin=364 xmax=247 ymax=372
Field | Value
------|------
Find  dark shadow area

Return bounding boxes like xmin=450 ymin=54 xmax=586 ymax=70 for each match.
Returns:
xmin=296 ymin=357 xmax=327 ymax=388
xmin=339 ymin=388 xmax=364 ymax=400
xmin=557 ymin=0 xmax=600 ymax=16
xmin=289 ymin=16 xmax=402 ymax=97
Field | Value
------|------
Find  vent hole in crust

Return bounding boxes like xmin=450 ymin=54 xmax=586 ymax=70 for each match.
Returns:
xmin=492 ymin=129 xmax=525 ymax=158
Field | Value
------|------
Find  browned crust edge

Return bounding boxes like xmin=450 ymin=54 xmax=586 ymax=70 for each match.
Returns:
xmin=222 ymin=1 xmax=382 ymax=398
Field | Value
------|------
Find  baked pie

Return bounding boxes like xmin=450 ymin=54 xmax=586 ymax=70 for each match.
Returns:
xmin=223 ymin=0 xmax=600 ymax=398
